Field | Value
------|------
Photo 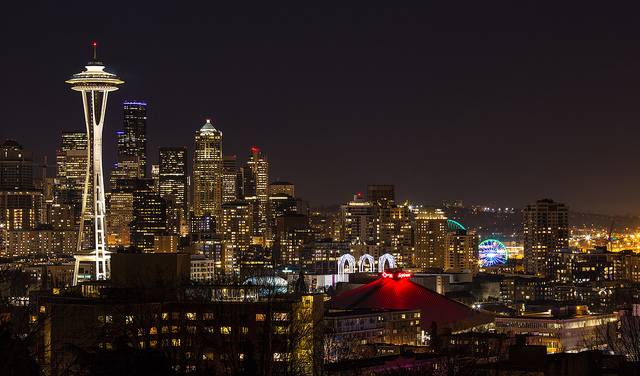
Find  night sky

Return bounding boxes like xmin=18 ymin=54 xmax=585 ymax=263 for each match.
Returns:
xmin=2 ymin=2 xmax=640 ymax=214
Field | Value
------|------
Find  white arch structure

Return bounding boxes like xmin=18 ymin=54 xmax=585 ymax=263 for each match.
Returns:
xmin=337 ymin=254 xmax=357 ymax=276
xmin=358 ymin=254 xmax=375 ymax=272
xmin=378 ymin=253 xmax=396 ymax=272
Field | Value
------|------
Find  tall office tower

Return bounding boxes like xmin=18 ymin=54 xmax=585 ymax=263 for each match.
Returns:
xmin=274 ymin=214 xmax=311 ymax=267
xmin=339 ymin=193 xmax=375 ymax=244
xmin=159 ymin=147 xmax=188 ymax=234
xmin=523 ymin=198 xmax=569 ymax=277
xmin=55 ymin=132 xmax=88 ymax=224
xmin=192 ymin=119 xmax=223 ymax=224
xmin=130 ymin=180 xmax=168 ymax=252
xmin=269 ymin=181 xmax=295 ymax=197
xmin=220 ymin=200 xmax=252 ymax=273
xmin=0 ymin=140 xmax=43 ymax=230
xmin=106 ymin=178 xmax=145 ymax=248
xmin=243 ymin=147 xmax=269 ymax=238
xmin=414 ymin=208 xmax=448 ymax=270
xmin=110 ymin=101 xmax=147 ymax=188
xmin=67 ymin=43 xmax=123 ymax=282
xmin=444 ymin=229 xmax=480 ymax=273
xmin=222 ymin=155 xmax=238 ymax=204
xmin=367 ymin=184 xmax=395 ymax=205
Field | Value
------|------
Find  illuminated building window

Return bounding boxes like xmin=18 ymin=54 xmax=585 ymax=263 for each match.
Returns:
xmin=241 ymin=326 xmax=249 ymax=334
xmin=149 ymin=327 xmax=158 ymax=335
xmin=273 ymin=326 xmax=287 ymax=335
xmin=150 ymin=340 xmax=157 ymax=348
xmin=185 ymin=312 xmax=197 ymax=320
xmin=220 ymin=326 xmax=232 ymax=335
xmin=126 ymin=315 xmax=134 ymax=324
xmin=203 ymin=312 xmax=214 ymax=320
xmin=273 ymin=353 xmax=289 ymax=362
xmin=256 ymin=313 xmax=266 ymax=322
xmin=161 ymin=326 xmax=169 ymax=334
xmin=203 ymin=352 xmax=214 ymax=360
xmin=273 ymin=312 xmax=289 ymax=321
xmin=171 ymin=326 xmax=179 ymax=333
xmin=39 ymin=306 xmax=46 ymax=313
xmin=171 ymin=338 xmax=181 ymax=347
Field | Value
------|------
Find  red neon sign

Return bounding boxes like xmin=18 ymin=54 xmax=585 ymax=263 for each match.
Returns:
xmin=381 ymin=271 xmax=412 ymax=279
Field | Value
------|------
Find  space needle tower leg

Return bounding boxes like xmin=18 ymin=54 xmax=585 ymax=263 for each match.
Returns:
xmin=67 ymin=42 xmax=123 ymax=283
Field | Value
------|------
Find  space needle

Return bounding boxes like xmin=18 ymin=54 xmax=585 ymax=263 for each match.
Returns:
xmin=66 ymin=42 xmax=123 ymax=283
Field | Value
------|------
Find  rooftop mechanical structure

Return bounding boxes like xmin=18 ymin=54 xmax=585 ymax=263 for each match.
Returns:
xmin=66 ymin=43 xmax=123 ymax=284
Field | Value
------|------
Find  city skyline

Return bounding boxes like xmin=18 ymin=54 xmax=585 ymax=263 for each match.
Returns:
xmin=4 ymin=3 xmax=640 ymax=214
xmin=4 ymin=4 xmax=640 ymax=372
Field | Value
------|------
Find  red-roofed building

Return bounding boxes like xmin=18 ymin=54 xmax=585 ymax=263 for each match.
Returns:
xmin=329 ymin=274 xmax=493 ymax=332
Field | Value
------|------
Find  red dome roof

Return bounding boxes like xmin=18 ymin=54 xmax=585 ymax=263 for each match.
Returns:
xmin=329 ymin=276 xmax=492 ymax=332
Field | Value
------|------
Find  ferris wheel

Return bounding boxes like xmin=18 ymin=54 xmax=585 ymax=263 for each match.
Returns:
xmin=478 ymin=239 xmax=508 ymax=267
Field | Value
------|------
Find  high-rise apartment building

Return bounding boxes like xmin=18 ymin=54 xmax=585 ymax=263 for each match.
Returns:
xmin=243 ymin=147 xmax=269 ymax=238
xmin=159 ymin=147 xmax=188 ymax=233
xmin=523 ymin=198 xmax=569 ymax=277
xmin=192 ymin=119 xmax=223 ymax=223
xmin=414 ymin=207 xmax=447 ymax=270
xmin=110 ymin=101 xmax=147 ymax=188
xmin=339 ymin=193 xmax=375 ymax=244
xmin=220 ymin=200 xmax=252 ymax=272
xmin=444 ymin=229 xmax=480 ymax=273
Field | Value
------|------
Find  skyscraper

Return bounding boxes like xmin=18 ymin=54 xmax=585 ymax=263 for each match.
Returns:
xmin=220 ymin=200 xmax=252 ymax=273
xmin=110 ymin=101 xmax=147 ymax=188
xmin=414 ymin=207 xmax=447 ymax=270
xmin=444 ymin=229 xmax=480 ymax=273
xmin=192 ymin=119 xmax=223 ymax=223
xmin=0 ymin=140 xmax=43 ymax=230
xmin=159 ymin=147 xmax=188 ymax=233
xmin=243 ymin=147 xmax=269 ymax=238
xmin=130 ymin=180 xmax=168 ymax=252
xmin=0 ymin=140 xmax=34 ymax=190
xmin=66 ymin=43 xmax=123 ymax=282
xmin=339 ymin=193 xmax=374 ymax=244
xmin=523 ymin=198 xmax=569 ymax=277
xmin=106 ymin=178 xmax=144 ymax=248
xmin=55 ymin=132 xmax=88 ymax=225
xmin=222 ymin=155 xmax=238 ymax=204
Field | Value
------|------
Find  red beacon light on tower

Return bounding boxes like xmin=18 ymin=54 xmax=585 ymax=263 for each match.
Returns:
xmin=381 ymin=270 xmax=412 ymax=280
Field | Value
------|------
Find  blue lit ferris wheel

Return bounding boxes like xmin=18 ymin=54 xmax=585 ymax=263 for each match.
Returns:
xmin=478 ymin=239 xmax=508 ymax=267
